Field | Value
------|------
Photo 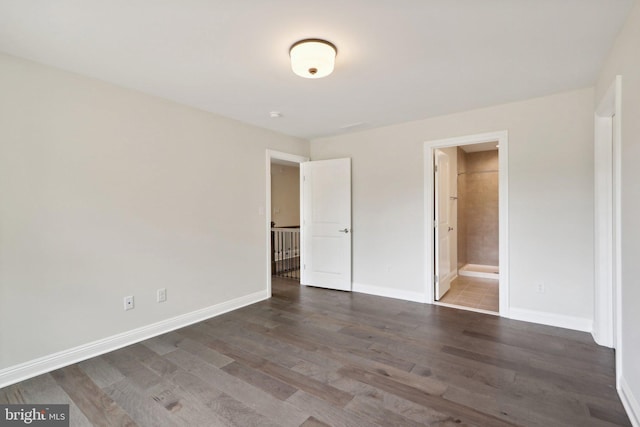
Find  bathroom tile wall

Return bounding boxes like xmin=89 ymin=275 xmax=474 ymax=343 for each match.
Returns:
xmin=456 ymin=147 xmax=467 ymax=269
xmin=459 ymin=149 xmax=499 ymax=266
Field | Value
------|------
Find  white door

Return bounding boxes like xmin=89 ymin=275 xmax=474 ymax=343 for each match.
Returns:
xmin=434 ymin=149 xmax=452 ymax=300
xmin=301 ymin=158 xmax=352 ymax=291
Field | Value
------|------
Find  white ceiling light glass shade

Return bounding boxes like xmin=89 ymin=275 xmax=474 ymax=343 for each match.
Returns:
xmin=289 ymin=39 xmax=337 ymax=79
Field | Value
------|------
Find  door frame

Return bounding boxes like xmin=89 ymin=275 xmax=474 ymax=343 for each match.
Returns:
xmin=424 ymin=130 xmax=509 ymax=316
xmin=265 ymin=150 xmax=309 ymax=297
xmin=593 ymin=76 xmax=622 ymax=373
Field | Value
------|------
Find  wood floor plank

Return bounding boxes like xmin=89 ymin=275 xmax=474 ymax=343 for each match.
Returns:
xmin=344 ymin=395 xmax=427 ymax=427
xmin=441 ymin=345 xmax=619 ymax=402
xmin=0 ymin=277 xmax=630 ymax=426
xmin=7 ymin=373 xmax=94 ymax=427
xmin=299 ymin=416 xmax=331 ymax=427
xmin=163 ymin=348 xmax=309 ymax=427
xmin=207 ymin=392 xmax=283 ymax=427
xmin=0 ymin=384 xmax=25 ymax=404
xmin=286 ymin=390 xmax=373 ymax=427
xmin=328 ymin=348 xmax=450 ymax=397
xmin=78 ymin=356 xmax=126 ymax=389
xmin=221 ymin=361 xmax=298 ymax=400
xmin=140 ymin=332 xmax=185 ymax=356
xmin=588 ymin=402 xmax=633 ymax=426
xmin=202 ymin=337 xmax=354 ymax=407
xmin=331 ymin=376 xmax=472 ymax=426
xmin=338 ymin=365 xmax=517 ymax=427
xmin=111 ymin=353 xmax=235 ymax=426
xmin=195 ymin=322 xmax=307 ymax=368
xmin=441 ymin=379 xmax=593 ymax=427
xmin=160 ymin=331 xmax=235 ymax=368
xmin=223 ymin=321 xmax=344 ymax=371
xmin=105 ymin=379 xmax=182 ymax=427
xmin=463 ymin=328 xmax=616 ymax=376
xmin=527 ymin=353 xmax=615 ymax=385
xmin=50 ymin=365 xmax=137 ymax=427
xmin=101 ymin=350 xmax=164 ymax=392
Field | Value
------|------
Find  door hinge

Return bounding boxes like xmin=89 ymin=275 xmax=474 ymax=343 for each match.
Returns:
xmin=303 ymin=264 xmax=306 ymax=270
xmin=434 ymin=165 xmax=438 ymax=173
xmin=433 ymin=220 xmax=438 ymax=228
xmin=434 ymin=275 xmax=439 ymax=283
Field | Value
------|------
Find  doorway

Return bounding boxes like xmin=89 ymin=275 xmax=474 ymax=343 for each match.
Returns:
xmin=271 ymin=160 xmax=301 ymax=281
xmin=436 ymin=144 xmax=500 ymax=313
xmin=266 ymin=151 xmax=353 ymax=296
xmin=424 ymin=131 xmax=509 ymax=316
xmin=265 ymin=150 xmax=308 ymax=296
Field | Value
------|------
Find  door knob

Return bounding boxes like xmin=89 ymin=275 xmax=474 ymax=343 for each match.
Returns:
xmin=339 ymin=228 xmax=350 ymax=233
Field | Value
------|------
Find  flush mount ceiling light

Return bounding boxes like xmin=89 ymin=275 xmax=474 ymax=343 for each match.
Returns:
xmin=289 ymin=39 xmax=337 ymax=79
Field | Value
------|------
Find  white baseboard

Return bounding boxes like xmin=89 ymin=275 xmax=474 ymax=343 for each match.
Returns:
xmin=459 ymin=264 xmax=499 ymax=280
xmin=444 ymin=272 xmax=459 ymax=283
xmin=508 ymin=307 xmax=592 ymax=332
xmin=352 ymin=282 xmax=426 ymax=303
xmin=0 ymin=289 xmax=269 ymax=389
xmin=436 ymin=301 xmax=499 ymax=316
xmin=458 ymin=270 xmax=499 ymax=280
xmin=620 ymin=376 xmax=640 ymax=427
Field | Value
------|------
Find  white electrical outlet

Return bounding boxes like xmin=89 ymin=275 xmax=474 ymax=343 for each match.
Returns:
xmin=536 ymin=282 xmax=545 ymax=293
xmin=124 ymin=295 xmax=134 ymax=311
xmin=157 ymin=288 xmax=167 ymax=303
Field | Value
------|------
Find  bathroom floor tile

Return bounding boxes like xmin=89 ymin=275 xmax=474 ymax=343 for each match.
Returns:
xmin=439 ymin=276 xmax=498 ymax=313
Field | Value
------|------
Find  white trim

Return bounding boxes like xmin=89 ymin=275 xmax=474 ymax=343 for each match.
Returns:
xmin=352 ymin=282 xmax=425 ymax=303
xmin=435 ymin=302 xmax=499 ymax=316
xmin=459 ymin=264 xmax=500 ymax=280
xmin=593 ymin=113 xmax=614 ymax=345
xmin=265 ymin=150 xmax=309 ymax=296
xmin=508 ymin=307 xmax=592 ymax=333
xmin=592 ymin=76 xmax=622 ymax=356
xmin=458 ymin=270 xmax=498 ymax=280
xmin=0 ymin=289 xmax=268 ymax=389
xmin=424 ymin=131 xmax=509 ymax=315
xmin=619 ymin=377 xmax=640 ymax=427
xmin=442 ymin=270 xmax=458 ymax=285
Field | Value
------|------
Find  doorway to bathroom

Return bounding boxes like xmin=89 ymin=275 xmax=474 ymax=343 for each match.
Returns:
xmin=424 ymin=131 xmax=509 ymax=316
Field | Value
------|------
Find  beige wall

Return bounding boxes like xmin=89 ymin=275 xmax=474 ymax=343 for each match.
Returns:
xmin=596 ymin=1 xmax=640 ymax=418
xmin=270 ymin=164 xmax=300 ymax=227
xmin=311 ymin=87 xmax=595 ymax=320
xmin=461 ymin=150 xmax=499 ymax=266
xmin=0 ymin=53 xmax=309 ymax=370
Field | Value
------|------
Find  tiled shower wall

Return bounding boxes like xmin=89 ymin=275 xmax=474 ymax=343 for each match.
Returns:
xmin=457 ymin=149 xmax=499 ymax=266
xmin=456 ymin=148 xmax=467 ymax=269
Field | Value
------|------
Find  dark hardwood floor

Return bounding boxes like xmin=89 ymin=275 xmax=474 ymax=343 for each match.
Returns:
xmin=0 ymin=277 xmax=631 ymax=426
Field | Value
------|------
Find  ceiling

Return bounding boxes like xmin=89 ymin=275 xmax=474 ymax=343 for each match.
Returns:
xmin=460 ymin=142 xmax=499 ymax=153
xmin=0 ymin=0 xmax=633 ymax=139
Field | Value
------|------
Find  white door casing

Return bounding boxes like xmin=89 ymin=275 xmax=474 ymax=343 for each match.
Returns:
xmin=593 ymin=75 xmax=622 ymax=368
xmin=434 ymin=149 xmax=452 ymax=299
xmin=266 ymin=150 xmax=309 ymax=297
xmin=423 ymin=130 xmax=509 ymax=316
xmin=301 ymin=158 xmax=352 ymax=291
